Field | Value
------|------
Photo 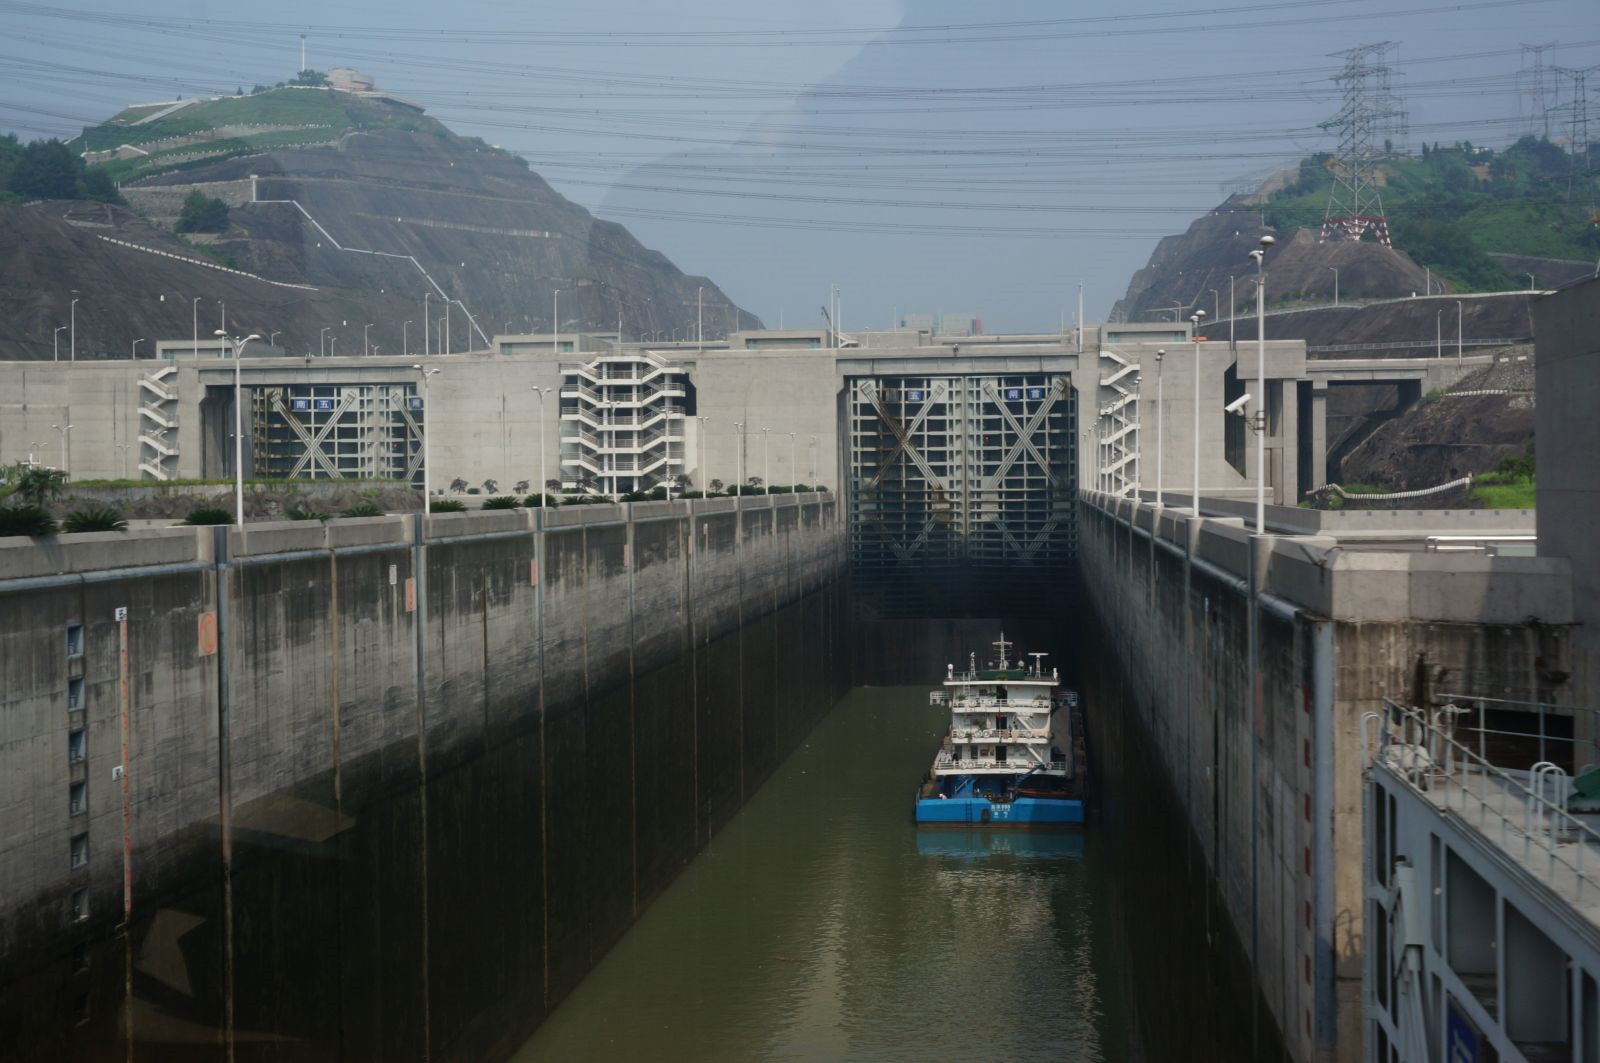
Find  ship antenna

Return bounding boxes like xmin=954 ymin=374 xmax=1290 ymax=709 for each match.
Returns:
xmin=993 ymin=633 xmax=1012 ymax=669
xmin=1029 ymin=652 xmax=1047 ymax=676
xmin=969 ymin=651 xmax=977 ymax=675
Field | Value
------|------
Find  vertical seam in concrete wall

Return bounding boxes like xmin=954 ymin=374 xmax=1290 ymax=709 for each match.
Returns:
xmin=534 ymin=512 xmax=550 ymax=1004
xmin=1311 ymin=616 xmax=1337 ymax=1052
xmin=411 ymin=514 xmax=432 ymax=1062
xmin=627 ymin=516 xmax=638 ymax=916
xmin=213 ymin=525 xmax=238 ymax=1063
xmin=737 ymin=503 xmax=745 ymax=801
xmin=328 ymin=550 xmax=347 ymax=1058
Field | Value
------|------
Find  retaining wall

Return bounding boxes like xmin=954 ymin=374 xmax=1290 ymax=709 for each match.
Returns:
xmin=1075 ymin=492 xmax=1572 ymax=1063
xmin=0 ymin=493 xmax=847 ymax=1060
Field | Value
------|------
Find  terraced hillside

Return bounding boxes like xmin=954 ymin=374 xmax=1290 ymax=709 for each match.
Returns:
xmin=1 ymin=86 xmax=754 ymax=360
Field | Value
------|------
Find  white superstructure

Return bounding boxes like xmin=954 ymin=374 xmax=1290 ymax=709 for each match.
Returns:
xmin=930 ymin=636 xmax=1069 ymax=777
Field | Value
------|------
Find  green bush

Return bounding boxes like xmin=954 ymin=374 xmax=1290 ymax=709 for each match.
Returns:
xmin=428 ymin=499 xmax=467 ymax=513
xmin=176 ymin=189 xmax=229 ymax=233
xmin=286 ymin=506 xmax=328 ymax=521
xmin=339 ymin=503 xmax=385 ymax=518
xmin=0 ymin=504 xmax=58 ymax=537
xmin=183 ymin=507 xmax=233 ymax=525
xmin=620 ymin=490 xmax=651 ymax=502
xmin=524 ymin=493 xmax=560 ymax=508
xmin=680 ymin=490 xmax=705 ymax=499
xmin=62 ymin=507 xmax=128 ymax=532
xmin=481 ymin=496 xmax=521 ymax=510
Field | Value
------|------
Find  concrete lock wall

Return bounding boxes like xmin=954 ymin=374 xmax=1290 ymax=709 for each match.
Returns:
xmin=0 ymin=493 xmax=847 ymax=1061
xmin=1074 ymin=492 xmax=1573 ymax=1063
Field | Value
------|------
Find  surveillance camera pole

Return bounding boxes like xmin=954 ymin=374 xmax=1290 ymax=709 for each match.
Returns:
xmin=1250 ymin=235 xmax=1274 ymax=534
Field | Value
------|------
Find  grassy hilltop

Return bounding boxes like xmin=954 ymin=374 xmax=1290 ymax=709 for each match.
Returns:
xmin=1263 ymin=137 xmax=1600 ymax=291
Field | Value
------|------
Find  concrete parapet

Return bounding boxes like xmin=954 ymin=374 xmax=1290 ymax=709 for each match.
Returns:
xmin=0 ymin=526 xmax=205 ymax=580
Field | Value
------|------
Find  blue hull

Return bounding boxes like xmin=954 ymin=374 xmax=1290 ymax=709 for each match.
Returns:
xmin=915 ymin=795 xmax=1084 ymax=828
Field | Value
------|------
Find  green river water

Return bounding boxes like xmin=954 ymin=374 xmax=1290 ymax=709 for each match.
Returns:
xmin=511 ymin=686 xmax=1155 ymax=1063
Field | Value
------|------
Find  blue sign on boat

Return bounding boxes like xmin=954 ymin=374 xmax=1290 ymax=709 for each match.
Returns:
xmin=290 ymin=398 xmax=310 ymax=412
xmin=1004 ymin=387 xmax=1022 ymax=401
xmin=314 ymin=398 xmax=335 ymax=412
xmin=1027 ymin=386 xmax=1046 ymax=400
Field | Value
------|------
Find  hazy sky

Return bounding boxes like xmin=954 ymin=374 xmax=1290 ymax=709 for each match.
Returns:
xmin=2 ymin=0 xmax=1597 ymax=331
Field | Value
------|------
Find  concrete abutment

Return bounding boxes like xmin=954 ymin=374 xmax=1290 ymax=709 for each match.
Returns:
xmin=0 ymin=494 xmax=847 ymax=1060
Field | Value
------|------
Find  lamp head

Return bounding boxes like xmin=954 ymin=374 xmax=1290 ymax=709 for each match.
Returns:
xmin=1155 ymin=348 xmax=1165 ymax=362
xmin=1260 ymin=234 xmax=1275 ymax=249
xmin=244 ymin=334 xmax=259 ymax=342
xmin=214 ymin=329 xmax=226 ymax=337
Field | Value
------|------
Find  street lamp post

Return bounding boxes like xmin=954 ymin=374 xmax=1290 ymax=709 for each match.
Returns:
xmin=761 ymin=428 xmax=770 ymax=490
xmin=532 ymin=386 xmax=552 ymax=506
xmin=424 ymin=292 xmax=432 ymax=356
xmin=413 ymin=364 xmax=441 ymax=512
xmin=114 ymin=443 xmax=132 ymax=479
xmin=553 ymin=289 xmax=561 ymax=358
xmin=216 ymin=330 xmax=260 ymax=529
xmin=1525 ymin=273 xmax=1536 ymax=291
xmin=732 ymin=422 xmax=744 ymax=495
xmin=809 ymin=435 xmax=817 ymax=486
xmin=1329 ymin=266 xmax=1339 ymax=307
xmin=320 ymin=327 xmax=331 ymax=356
xmin=697 ymin=416 xmax=712 ymax=494
xmin=1436 ymin=310 xmax=1443 ymax=359
xmin=1153 ymin=349 xmax=1165 ymax=507
xmin=788 ymin=432 xmax=796 ymax=489
xmin=70 ymin=296 xmax=79 ymax=362
xmin=697 ymin=286 xmax=704 ymax=351
xmin=364 ymin=323 xmax=374 ymax=357
xmin=50 ymin=423 xmax=72 ymax=475
xmin=1228 ymin=276 xmax=1235 ymax=345
xmin=1249 ymin=234 xmax=1274 ymax=533
xmin=1456 ymin=300 xmax=1464 ymax=361
xmin=191 ymin=296 xmax=200 ymax=354
xmin=1188 ymin=313 xmax=1205 ymax=512
xmin=53 ymin=325 xmax=66 ymax=362
xmin=218 ymin=300 xmax=226 ymax=334
xmin=131 ymin=338 xmax=144 ymax=359
xmin=269 ymin=331 xmax=281 ymax=347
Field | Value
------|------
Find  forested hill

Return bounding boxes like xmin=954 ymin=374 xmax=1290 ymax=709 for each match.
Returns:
xmin=1263 ymin=136 xmax=1599 ymax=292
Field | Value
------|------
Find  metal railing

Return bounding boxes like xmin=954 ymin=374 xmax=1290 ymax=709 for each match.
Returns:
xmin=949 ymin=727 xmax=1048 ymax=742
xmin=1364 ymin=697 xmax=1600 ymax=905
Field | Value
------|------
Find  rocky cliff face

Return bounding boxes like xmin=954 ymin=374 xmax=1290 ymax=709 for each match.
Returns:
xmin=1 ymin=93 xmax=755 ymax=360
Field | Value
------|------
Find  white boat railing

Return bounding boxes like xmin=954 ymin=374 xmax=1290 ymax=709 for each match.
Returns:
xmin=933 ymin=752 xmax=1067 ymax=773
xmin=949 ymin=727 xmax=1048 ymax=743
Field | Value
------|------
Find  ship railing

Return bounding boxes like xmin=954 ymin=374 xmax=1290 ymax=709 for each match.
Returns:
xmin=929 ymin=692 xmax=950 ymax=706
xmin=949 ymin=728 xmax=1048 ymax=742
xmin=933 ymin=753 xmax=1034 ymax=772
xmin=1365 ymin=696 xmax=1600 ymax=907
xmin=948 ymin=696 xmax=1052 ymax=710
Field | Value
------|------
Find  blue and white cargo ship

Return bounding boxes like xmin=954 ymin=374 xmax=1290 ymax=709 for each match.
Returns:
xmin=914 ymin=636 xmax=1086 ymax=828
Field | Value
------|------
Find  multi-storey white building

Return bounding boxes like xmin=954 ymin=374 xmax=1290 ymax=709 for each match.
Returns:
xmin=558 ymin=350 xmax=688 ymax=495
